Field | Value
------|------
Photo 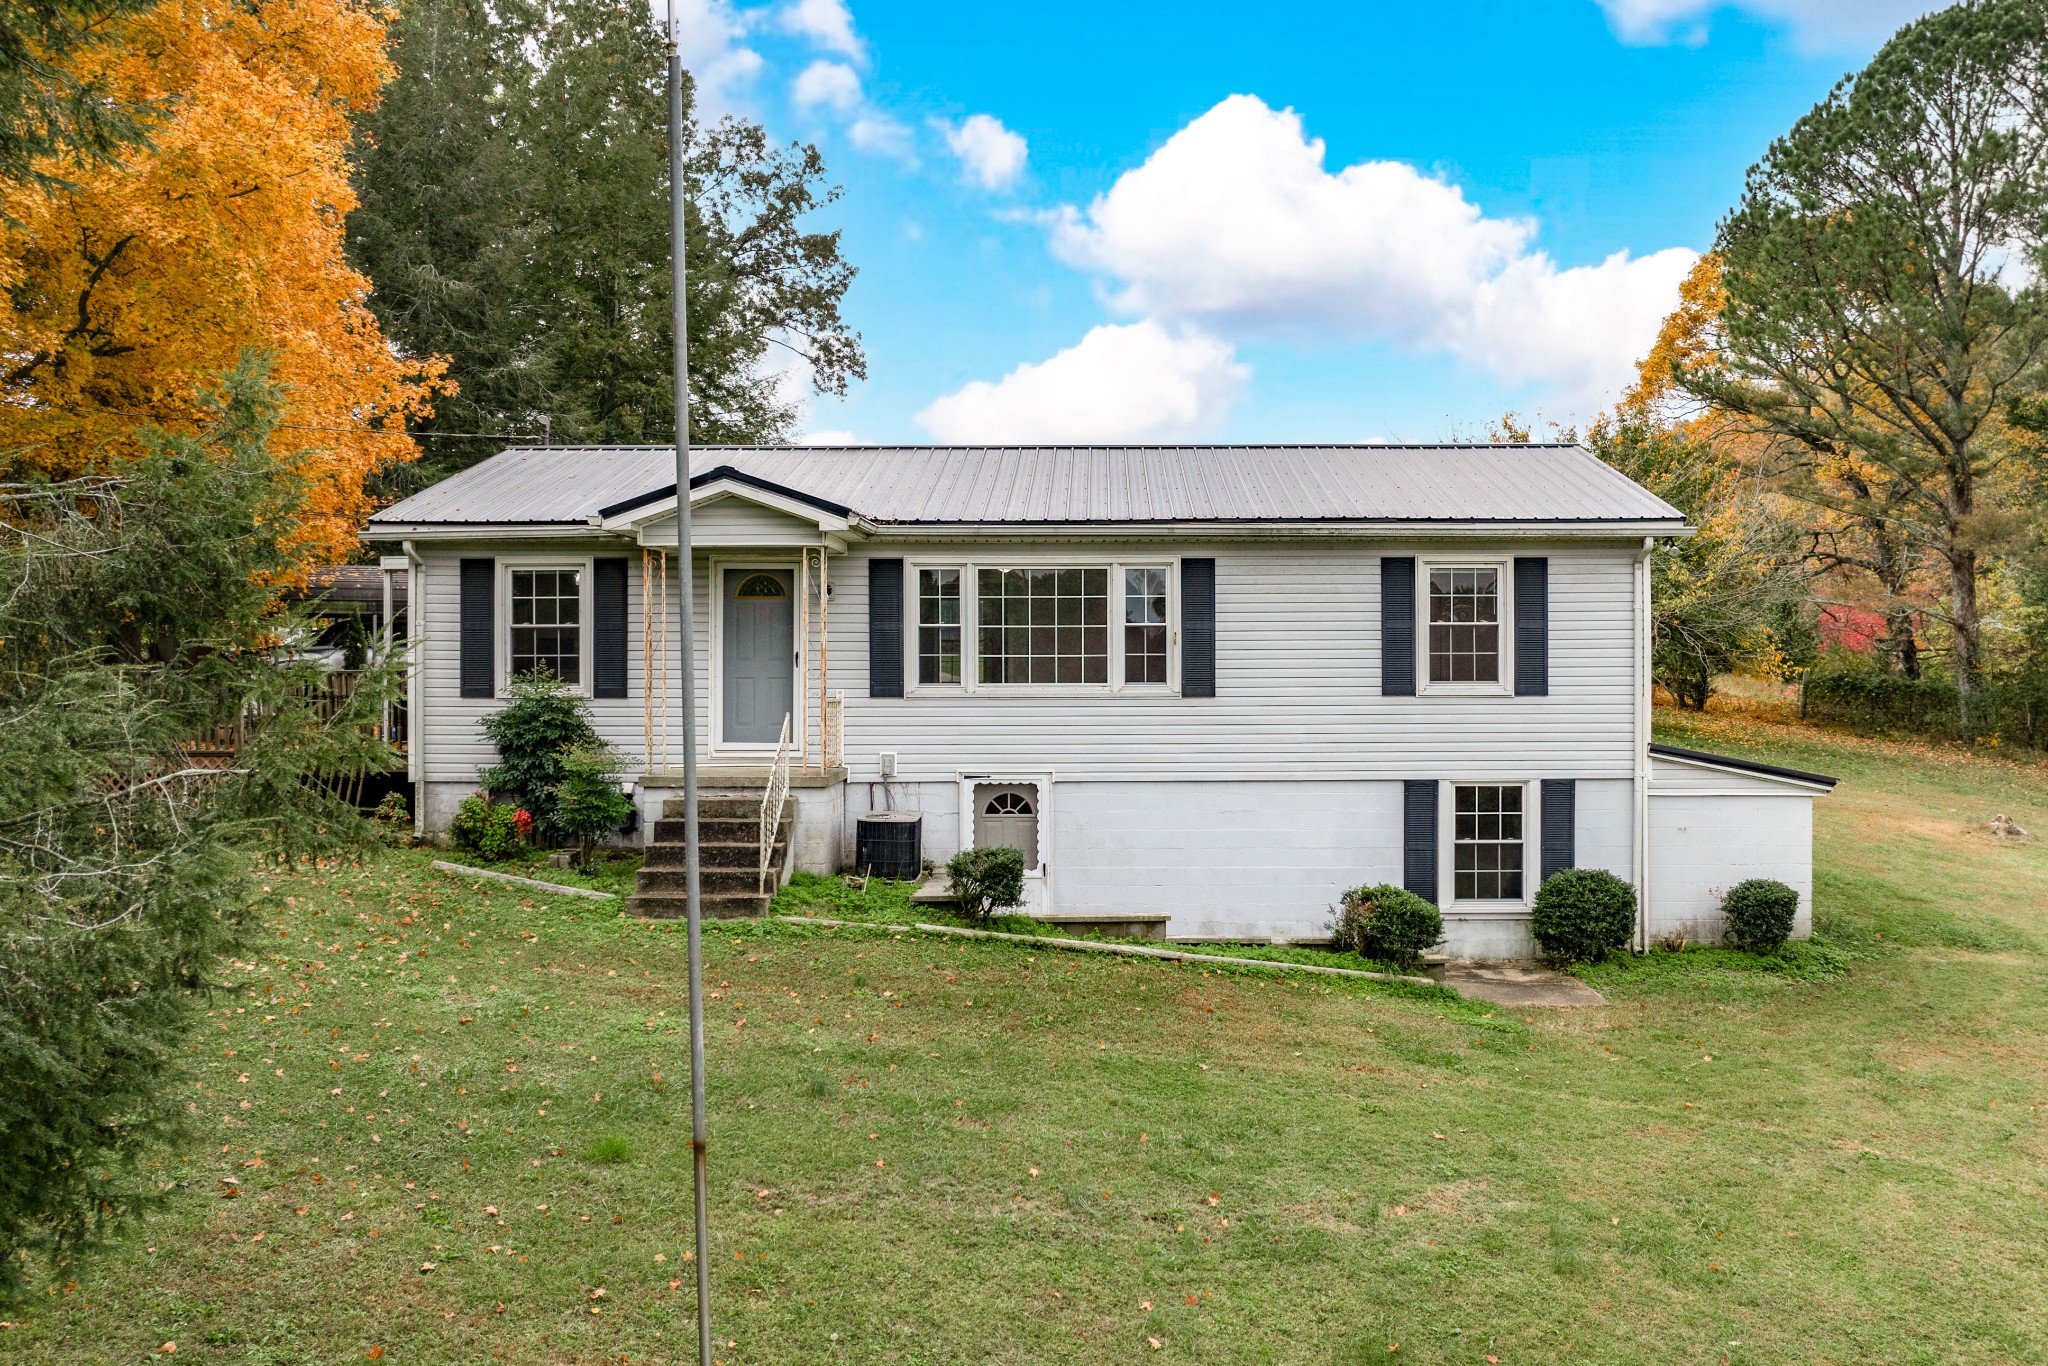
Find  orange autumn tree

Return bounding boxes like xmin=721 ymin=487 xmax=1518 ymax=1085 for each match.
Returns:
xmin=0 ymin=0 xmax=445 ymax=561
xmin=1637 ymin=254 xmax=1933 ymax=677
xmin=1584 ymin=254 xmax=1801 ymax=707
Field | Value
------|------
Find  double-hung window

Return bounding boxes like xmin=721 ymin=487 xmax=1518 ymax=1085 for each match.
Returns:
xmin=1453 ymin=783 xmax=1524 ymax=901
xmin=509 ymin=567 xmax=582 ymax=685
xmin=1429 ymin=566 xmax=1501 ymax=684
xmin=918 ymin=569 xmax=962 ymax=685
xmin=1124 ymin=567 xmax=1169 ymax=684
xmin=912 ymin=561 xmax=1174 ymax=691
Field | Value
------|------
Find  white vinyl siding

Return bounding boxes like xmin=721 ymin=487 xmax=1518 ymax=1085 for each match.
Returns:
xmin=413 ymin=538 xmax=1640 ymax=787
xmin=835 ymin=541 xmax=1638 ymax=783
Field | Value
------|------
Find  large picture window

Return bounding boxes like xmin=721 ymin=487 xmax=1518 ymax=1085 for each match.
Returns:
xmin=510 ymin=567 xmax=581 ymax=684
xmin=1453 ymin=783 xmax=1523 ymax=901
xmin=977 ymin=568 xmax=1109 ymax=684
xmin=1429 ymin=567 xmax=1501 ymax=683
xmin=910 ymin=561 xmax=1173 ymax=691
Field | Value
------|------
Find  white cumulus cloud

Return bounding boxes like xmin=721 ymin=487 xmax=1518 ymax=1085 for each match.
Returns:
xmin=1050 ymin=94 xmax=1694 ymax=407
xmin=791 ymin=59 xmax=861 ymax=114
xmin=1595 ymin=0 xmax=1937 ymax=50
xmin=665 ymin=0 xmax=764 ymax=117
xmin=916 ymin=321 xmax=1247 ymax=443
xmin=778 ymin=0 xmax=865 ymax=60
xmin=849 ymin=113 xmax=914 ymax=158
xmin=943 ymin=113 xmax=1028 ymax=191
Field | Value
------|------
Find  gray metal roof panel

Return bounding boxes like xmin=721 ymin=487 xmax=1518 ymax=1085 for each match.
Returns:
xmin=368 ymin=443 xmax=1686 ymax=528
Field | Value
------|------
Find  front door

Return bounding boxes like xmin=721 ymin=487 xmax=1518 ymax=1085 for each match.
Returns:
xmin=723 ymin=568 xmax=794 ymax=745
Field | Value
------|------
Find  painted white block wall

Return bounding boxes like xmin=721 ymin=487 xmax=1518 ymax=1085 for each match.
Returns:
xmin=1647 ymin=756 xmax=1818 ymax=945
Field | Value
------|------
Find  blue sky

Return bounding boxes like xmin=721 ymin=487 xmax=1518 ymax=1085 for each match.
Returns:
xmin=672 ymin=0 xmax=1937 ymax=444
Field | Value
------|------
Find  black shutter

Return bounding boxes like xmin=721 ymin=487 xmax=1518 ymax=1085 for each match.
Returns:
xmin=592 ymin=557 xmax=628 ymax=698
xmin=1381 ymin=557 xmax=1416 ymax=696
xmin=1514 ymin=556 xmax=1549 ymax=697
xmin=459 ymin=558 xmax=494 ymax=698
xmin=1402 ymin=779 xmax=1438 ymax=904
xmin=869 ymin=557 xmax=904 ymax=698
xmin=1181 ymin=558 xmax=1216 ymax=697
xmin=1540 ymin=779 xmax=1576 ymax=882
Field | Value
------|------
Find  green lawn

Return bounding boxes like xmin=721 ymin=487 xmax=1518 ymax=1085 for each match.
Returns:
xmin=5 ymin=712 xmax=2048 ymax=1364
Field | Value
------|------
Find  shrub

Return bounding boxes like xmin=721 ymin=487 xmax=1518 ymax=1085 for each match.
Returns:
xmin=371 ymin=791 xmax=411 ymax=846
xmin=1329 ymin=883 xmax=1443 ymax=969
xmin=947 ymin=846 xmax=1026 ymax=924
xmin=1721 ymin=878 xmax=1799 ymax=952
xmin=479 ymin=671 xmax=600 ymax=837
xmin=1531 ymin=868 xmax=1636 ymax=965
xmin=552 ymin=743 xmax=636 ymax=868
xmin=449 ymin=794 xmax=524 ymax=860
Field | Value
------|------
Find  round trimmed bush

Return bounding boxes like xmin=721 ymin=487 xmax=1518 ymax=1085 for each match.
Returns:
xmin=1331 ymin=884 xmax=1443 ymax=969
xmin=1531 ymin=868 xmax=1636 ymax=964
xmin=1721 ymin=878 xmax=1798 ymax=952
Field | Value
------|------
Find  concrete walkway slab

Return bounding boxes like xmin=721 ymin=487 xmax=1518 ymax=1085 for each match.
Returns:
xmin=1442 ymin=962 xmax=1605 ymax=1008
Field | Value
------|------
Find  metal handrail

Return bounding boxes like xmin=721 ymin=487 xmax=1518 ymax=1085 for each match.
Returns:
xmin=759 ymin=713 xmax=792 ymax=894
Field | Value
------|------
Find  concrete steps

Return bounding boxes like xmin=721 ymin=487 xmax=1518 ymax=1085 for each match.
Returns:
xmin=628 ymin=794 xmax=792 ymax=920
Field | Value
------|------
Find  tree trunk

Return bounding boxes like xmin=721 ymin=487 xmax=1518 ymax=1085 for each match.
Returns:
xmin=1951 ymin=543 xmax=1982 ymax=702
xmin=1886 ymin=609 xmax=1920 ymax=679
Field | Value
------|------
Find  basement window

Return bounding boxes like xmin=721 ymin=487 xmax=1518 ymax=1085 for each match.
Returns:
xmin=1453 ymin=784 xmax=1524 ymax=902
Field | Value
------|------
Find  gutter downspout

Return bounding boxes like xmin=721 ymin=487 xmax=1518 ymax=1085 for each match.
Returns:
xmin=403 ymin=539 xmax=425 ymax=839
xmin=1633 ymin=535 xmax=1654 ymax=953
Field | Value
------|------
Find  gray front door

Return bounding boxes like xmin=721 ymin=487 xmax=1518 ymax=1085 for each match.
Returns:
xmin=723 ymin=569 xmax=794 ymax=744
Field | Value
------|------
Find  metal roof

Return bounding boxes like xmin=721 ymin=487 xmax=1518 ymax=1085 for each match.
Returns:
xmin=1649 ymin=743 xmax=1839 ymax=790
xmin=368 ymin=443 xmax=1686 ymax=529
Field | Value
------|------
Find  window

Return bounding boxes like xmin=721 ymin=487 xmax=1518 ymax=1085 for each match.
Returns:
xmin=976 ymin=567 xmax=1109 ymax=685
xmin=910 ymin=561 xmax=1173 ymax=691
xmin=509 ymin=567 xmax=581 ymax=684
xmin=735 ymin=573 xmax=787 ymax=599
xmin=1453 ymin=784 xmax=1524 ymax=901
xmin=1124 ymin=567 xmax=1169 ymax=684
xmin=1429 ymin=567 xmax=1500 ymax=683
xmin=918 ymin=568 xmax=961 ymax=685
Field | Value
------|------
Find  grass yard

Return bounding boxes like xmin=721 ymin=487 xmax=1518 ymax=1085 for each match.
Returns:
xmin=5 ymin=711 xmax=2048 ymax=1364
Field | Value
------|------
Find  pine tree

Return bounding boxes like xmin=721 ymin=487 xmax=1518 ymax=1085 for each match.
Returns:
xmin=0 ymin=355 xmax=403 ymax=1287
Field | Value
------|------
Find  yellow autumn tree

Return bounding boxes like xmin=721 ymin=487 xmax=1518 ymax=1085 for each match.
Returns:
xmin=0 ymin=0 xmax=444 ymax=561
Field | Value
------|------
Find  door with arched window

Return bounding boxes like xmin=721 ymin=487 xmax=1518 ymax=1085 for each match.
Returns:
xmin=973 ymin=783 xmax=1039 ymax=870
xmin=722 ymin=568 xmax=794 ymax=744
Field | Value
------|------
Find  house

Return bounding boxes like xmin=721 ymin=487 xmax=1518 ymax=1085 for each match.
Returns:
xmin=365 ymin=442 xmax=1833 ymax=958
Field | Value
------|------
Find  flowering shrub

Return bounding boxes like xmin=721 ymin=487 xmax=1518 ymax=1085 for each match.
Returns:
xmin=449 ymin=794 xmax=524 ymax=860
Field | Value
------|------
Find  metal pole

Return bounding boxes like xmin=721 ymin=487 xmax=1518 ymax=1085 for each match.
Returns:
xmin=664 ymin=11 xmax=712 ymax=1364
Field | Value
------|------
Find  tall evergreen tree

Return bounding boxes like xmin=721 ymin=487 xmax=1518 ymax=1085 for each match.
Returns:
xmin=1676 ymin=0 xmax=2048 ymax=699
xmin=0 ymin=355 xmax=403 ymax=1287
xmin=351 ymin=0 xmax=864 ymax=497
